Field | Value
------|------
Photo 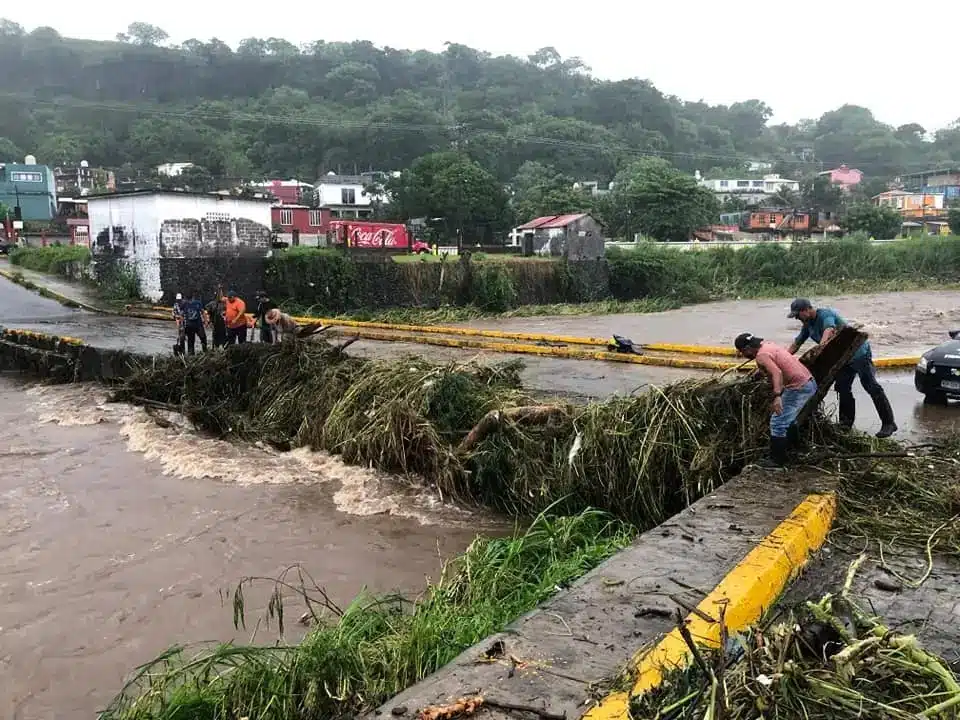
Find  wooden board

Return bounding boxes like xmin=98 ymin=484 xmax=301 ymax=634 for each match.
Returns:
xmin=795 ymin=325 xmax=867 ymax=428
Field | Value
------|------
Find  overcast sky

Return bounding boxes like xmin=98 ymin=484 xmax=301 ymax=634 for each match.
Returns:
xmin=9 ymin=1 xmax=958 ymax=131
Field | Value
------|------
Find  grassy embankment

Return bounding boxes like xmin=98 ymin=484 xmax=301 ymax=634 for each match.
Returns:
xmin=99 ymin=341 xmax=959 ymax=720
xmin=7 ymin=245 xmax=141 ymax=302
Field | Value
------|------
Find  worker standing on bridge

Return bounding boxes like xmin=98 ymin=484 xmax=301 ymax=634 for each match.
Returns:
xmin=205 ymin=296 xmax=227 ymax=348
xmin=787 ymin=298 xmax=897 ymax=439
xmin=182 ymin=290 xmax=207 ymax=355
xmin=224 ymin=289 xmax=248 ymax=345
xmin=254 ymin=290 xmax=277 ymax=343
xmin=735 ymin=333 xmax=817 ymax=468
xmin=172 ymin=292 xmax=186 ymax=355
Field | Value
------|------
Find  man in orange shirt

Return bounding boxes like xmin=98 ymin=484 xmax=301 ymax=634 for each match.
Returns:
xmin=224 ymin=289 xmax=248 ymax=345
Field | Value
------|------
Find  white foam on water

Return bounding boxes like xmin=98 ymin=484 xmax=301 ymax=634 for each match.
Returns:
xmin=23 ymin=383 xmax=474 ymax=526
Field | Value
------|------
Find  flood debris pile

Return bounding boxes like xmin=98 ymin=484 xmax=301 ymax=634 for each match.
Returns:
xmin=113 ymin=340 xmax=819 ymax=528
xmin=631 ymin=564 xmax=960 ymax=719
xmin=99 ymin=510 xmax=633 ymax=720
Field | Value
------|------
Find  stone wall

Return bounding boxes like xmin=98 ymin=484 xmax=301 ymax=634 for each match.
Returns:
xmin=158 ymin=257 xmax=268 ymax=304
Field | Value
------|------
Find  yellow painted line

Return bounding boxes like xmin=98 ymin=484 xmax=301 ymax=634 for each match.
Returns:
xmin=583 ymin=492 xmax=837 ymax=720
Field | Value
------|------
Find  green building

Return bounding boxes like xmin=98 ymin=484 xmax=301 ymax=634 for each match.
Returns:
xmin=0 ymin=160 xmax=58 ymax=221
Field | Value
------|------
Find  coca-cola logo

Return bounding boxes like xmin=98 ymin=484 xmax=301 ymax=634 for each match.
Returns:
xmin=350 ymin=228 xmax=398 ymax=247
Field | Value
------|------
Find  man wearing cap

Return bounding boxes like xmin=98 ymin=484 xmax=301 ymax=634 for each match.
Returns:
xmin=787 ymin=298 xmax=896 ymax=439
xmin=735 ymin=332 xmax=817 ymax=467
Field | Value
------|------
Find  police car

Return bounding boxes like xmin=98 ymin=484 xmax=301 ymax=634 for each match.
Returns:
xmin=915 ymin=331 xmax=960 ymax=404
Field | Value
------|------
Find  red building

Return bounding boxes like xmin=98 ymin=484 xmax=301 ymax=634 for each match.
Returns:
xmin=271 ymin=204 xmax=331 ymax=246
xmin=256 ymin=179 xmax=314 ymax=205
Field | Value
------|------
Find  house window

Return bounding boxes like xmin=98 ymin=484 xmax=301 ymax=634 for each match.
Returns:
xmin=719 ymin=180 xmax=728 ymax=188
xmin=11 ymin=171 xmax=43 ymax=183
xmin=752 ymin=180 xmax=764 ymax=187
xmin=309 ymin=209 xmax=322 ymax=227
xmin=341 ymin=188 xmax=356 ymax=205
xmin=280 ymin=209 xmax=293 ymax=226
xmin=736 ymin=180 xmax=749 ymax=188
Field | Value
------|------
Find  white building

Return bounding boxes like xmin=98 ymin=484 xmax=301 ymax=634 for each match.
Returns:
xmin=86 ymin=189 xmax=273 ymax=301
xmin=314 ymin=171 xmax=396 ymax=219
xmin=156 ymin=162 xmax=195 ymax=177
xmin=698 ymin=173 xmax=800 ymax=202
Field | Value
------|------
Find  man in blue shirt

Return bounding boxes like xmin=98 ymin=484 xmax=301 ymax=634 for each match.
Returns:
xmin=787 ymin=298 xmax=897 ymax=438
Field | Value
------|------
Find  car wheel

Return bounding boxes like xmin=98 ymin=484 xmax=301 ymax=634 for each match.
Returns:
xmin=924 ymin=391 xmax=949 ymax=406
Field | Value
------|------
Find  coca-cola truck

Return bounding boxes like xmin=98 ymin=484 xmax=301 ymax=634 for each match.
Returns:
xmin=327 ymin=221 xmax=431 ymax=253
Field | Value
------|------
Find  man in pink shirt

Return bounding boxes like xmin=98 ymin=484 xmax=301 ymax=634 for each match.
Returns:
xmin=734 ymin=333 xmax=818 ymax=467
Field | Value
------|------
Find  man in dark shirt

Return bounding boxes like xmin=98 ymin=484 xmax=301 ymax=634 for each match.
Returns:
xmin=254 ymin=290 xmax=277 ymax=344
xmin=182 ymin=291 xmax=207 ymax=355
xmin=205 ymin=297 xmax=228 ymax=348
xmin=788 ymin=297 xmax=897 ymax=438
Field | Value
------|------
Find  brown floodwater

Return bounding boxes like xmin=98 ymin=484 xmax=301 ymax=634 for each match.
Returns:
xmin=0 ymin=377 xmax=487 ymax=720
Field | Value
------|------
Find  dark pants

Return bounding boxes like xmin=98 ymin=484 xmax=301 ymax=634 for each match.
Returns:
xmin=835 ymin=347 xmax=892 ymax=427
xmin=211 ymin=325 xmax=227 ymax=348
xmin=227 ymin=326 xmax=247 ymax=344
xmin=185 ymin=324 xmax=207 ymax=355
xmin=259 ymin=324 xmax=274 ymax=343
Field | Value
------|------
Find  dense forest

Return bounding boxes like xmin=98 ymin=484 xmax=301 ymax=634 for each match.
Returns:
xmin=2 ymin=18 xmax=958 ymax=188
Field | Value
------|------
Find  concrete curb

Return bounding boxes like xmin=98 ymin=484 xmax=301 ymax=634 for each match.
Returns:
xmin=0 ymin=267 xmax=111 ymax=314
xmin=370 ymin=473 xmax=837 ymax=720
xmin=583 ymin=493 xmax=837 ymax=720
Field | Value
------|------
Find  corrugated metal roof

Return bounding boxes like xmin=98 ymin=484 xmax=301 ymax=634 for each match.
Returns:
xmin=517 ymin=213 xmax=588 ymax=230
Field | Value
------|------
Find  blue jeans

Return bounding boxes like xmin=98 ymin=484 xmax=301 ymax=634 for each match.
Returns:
xmin=835 ymin=347 xmax=883 ymax=399
xmin=770 ymin=379 xmax=817 ymax=438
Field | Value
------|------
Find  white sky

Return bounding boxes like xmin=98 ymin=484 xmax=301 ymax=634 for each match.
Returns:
xmin=9 ymin=1 xmax=958 ymax=131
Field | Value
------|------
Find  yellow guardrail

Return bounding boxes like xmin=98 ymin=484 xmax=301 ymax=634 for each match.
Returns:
xmin=322 ymin=327 xmax=753 ymax=371
xmin=126 ymin=303 xmax=923 ymax=369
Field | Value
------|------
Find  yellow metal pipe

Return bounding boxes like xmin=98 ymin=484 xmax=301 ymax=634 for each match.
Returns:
xmin=326 ymin=327 xmax=752 ymax=372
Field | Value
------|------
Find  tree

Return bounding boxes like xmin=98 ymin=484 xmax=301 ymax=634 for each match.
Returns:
xmin=0 ymin=18 xmax=24 ymax=38
xmin=840 ymin=204 xmax=901 ymax=239
xmin=387 ymin=152 xmax=511 ymax=243
xmin=604 ymin=158 xmax=719 ymax=241
xmin=800 ymin=175 xmax=845 ymax=213
xmin=0 ymin=136 xmax=22 ymax=161
xmin=117 ymin=22 xmax=168 ymax=46
xmin=510 ymin=161 xmax=590 ymax=221
xmin=948 ymin=207 xmax=960 ymax=236
xmin=174 ymin=165 xmax=215 ymax=192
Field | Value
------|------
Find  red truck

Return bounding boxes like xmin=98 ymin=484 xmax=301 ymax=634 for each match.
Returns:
xmin=328 ymin=221 xmax=431 ymax=253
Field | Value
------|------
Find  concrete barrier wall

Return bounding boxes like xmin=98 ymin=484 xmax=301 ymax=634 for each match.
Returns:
xmin=0 ymin=328 xmax=148 ymax=383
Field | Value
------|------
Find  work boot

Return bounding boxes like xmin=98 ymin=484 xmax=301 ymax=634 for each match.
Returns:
xmin=757 ymin=436 xmax=789 ymax=468
xmin=872 ymin=392 xmax=898 ymax=439
xmin=837 ymin=393 xmax=856 ymax=429
xmin=787 ymin=423 xmax=806 ymax=449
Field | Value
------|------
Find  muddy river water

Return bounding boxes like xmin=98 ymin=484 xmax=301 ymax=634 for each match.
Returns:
xmin=3 ymin=274 xmax=960 ymax=718
xmin=0 ymin=380 xmax=485 ymax=719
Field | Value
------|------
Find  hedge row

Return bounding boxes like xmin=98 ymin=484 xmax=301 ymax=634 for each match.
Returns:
xmin=264 ymin=249 xmax=610 ymax=313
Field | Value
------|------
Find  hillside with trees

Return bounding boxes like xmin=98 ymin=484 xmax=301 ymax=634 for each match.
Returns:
xmin=2 ymin=19 xmax=957 ymax=183
xmin=3 ymin=19 xmax=960 ymax=240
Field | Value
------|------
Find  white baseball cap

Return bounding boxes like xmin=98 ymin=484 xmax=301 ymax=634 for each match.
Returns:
xmin=175 ymin=293 xmax=183 ymax=300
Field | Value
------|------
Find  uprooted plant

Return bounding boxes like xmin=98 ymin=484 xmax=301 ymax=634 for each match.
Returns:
xmin=629 ymin=556 xmax=960 ymax=719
